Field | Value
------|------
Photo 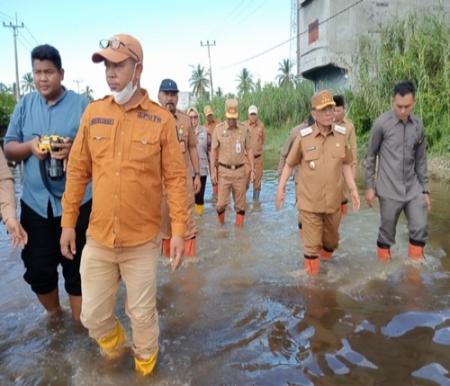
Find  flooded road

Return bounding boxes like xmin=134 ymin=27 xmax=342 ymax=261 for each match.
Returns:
xmin=1 ymin=169 xmax=449 ymax=386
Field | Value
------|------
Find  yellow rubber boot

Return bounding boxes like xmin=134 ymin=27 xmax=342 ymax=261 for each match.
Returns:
xmin=135 ymin=349 xmax=158 ymax=376
xmin=97 ymin=321 xmax=126 ymax=359
xmin=195 ymin=204 xmax=204 ymax=215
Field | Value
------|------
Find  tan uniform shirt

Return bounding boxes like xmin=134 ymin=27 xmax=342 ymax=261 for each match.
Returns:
xmin=277 ymin=122 xmax=309 ymax=176
xmin=212 ymin=122 xmax=251 ymax=166
xmin=205 ymin=118 xmax=220 ymax=137
xmin=286 ymin=124 xmax=353 ymax=213
xmin=0 ymin=148 xmax=16 ymax=222
xmin=174 ymin=110 xmax=197 ymax=172
xmin=61 ymin=90 xmax=188 ymax=247
xmin=244 ymin=119 xmax=265 ymax=156
xmin=337 ymin=117 xmax=357 ymax=167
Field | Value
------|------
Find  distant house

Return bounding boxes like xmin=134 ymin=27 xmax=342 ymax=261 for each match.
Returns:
xmin=177 ymin=91 xmax=196 ymax=112
xmin=297 ymin=0 xmax=450 ymax=91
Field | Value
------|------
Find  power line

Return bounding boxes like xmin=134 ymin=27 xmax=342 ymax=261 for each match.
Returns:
xmin=24 ymin=24 xmax=39 ymax=45
xmin=0 ymin=10 xmax=14 ymax=21
xmin=222 ymin=0 xmax=364 ymax=69
xmin=233 ymin=0 xmax=268 ymax=25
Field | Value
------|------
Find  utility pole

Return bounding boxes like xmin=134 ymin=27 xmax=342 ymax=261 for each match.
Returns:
xmin=73 ymin=79 xmax=83 ymax=93
xmin=200 ymin=40 xmax=216 ymax=99
xmin=3 ymin=14 xmax=24 ymax=102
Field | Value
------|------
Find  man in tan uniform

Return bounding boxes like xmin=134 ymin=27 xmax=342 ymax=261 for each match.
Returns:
xmin=211 ymin=99 xmax=254 ymax=226
xmin=333 ymin=95 xmax=358 ymax=217
xmin=204 ymin=105 xmax=220 ymax=199
xmin=158 ymin=79 xmax=201 ymax=257
xmin=244 ymin=105 xmax=265 ymax=201
xmin=276 ymin=90 xmax=360 ymax=276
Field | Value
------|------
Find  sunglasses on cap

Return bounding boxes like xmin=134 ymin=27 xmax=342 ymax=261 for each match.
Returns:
xmin=99 ymin=38 xmax=139 ymax=61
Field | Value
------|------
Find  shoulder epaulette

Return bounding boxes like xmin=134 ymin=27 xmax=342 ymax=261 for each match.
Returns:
xmin=334 ymin=125 xmax=346 ymax=135
xmin=300 ymin=126 xmax=313 ymax=137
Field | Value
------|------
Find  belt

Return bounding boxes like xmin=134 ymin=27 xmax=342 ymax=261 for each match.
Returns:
xmin=218 ymin=162 xmax=244 ymax=170
xmin=254 ymin=154 xmax=262 ymax=159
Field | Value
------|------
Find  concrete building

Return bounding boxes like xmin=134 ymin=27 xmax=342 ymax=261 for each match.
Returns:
xmin=297 ymin=0 xmax=450 ymax=90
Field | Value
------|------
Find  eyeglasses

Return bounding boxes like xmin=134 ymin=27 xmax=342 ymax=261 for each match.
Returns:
xmin=99 ymin=38 xmax=139 ymax=61
xmin=189 ymin=115 xmax=199 ymax=119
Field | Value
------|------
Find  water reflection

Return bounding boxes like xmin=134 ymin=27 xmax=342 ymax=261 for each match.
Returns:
xmin=1 ymin=169 xmax=450 ymax=385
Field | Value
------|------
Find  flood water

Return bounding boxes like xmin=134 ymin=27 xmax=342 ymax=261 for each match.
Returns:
xmin=1 ymin=168 xmax=450 ymax=386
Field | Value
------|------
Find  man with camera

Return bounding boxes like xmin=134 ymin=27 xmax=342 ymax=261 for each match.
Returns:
xmin=4 ymin=44 xmax=92 ymax=322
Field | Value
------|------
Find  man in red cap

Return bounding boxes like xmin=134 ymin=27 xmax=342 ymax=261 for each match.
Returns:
xmin=60 ymin=34 xmax=188 ymax=376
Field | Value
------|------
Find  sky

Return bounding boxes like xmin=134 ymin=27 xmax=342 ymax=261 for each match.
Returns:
xmin=0 ymin=0 xmax=293 ymax=100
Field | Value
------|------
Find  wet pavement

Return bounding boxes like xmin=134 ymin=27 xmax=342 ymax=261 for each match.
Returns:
xmin=1 ymin=169 xmax=449 ymax=386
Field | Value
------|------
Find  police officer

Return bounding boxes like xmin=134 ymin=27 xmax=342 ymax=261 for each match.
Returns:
xmin=276 ymin=90 xmax=360 ymax=276
xmin=158 ymin=79 xmax=201 ymax=257
xmin=333 ymin=95 xmax=358 ymax=217
xmin=244 ymin=105 xmax=265 ymax=201
xmin=210 ymin=99 xmax=254 ymax=226
xmin=365 ymin=80 xmax=430 ymax=262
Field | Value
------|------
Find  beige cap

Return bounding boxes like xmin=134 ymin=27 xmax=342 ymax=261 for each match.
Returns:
xmin=248 ymin=105 xmax=258 ymax=115
xmin=311 ymin=90 xmax=336 ymax=110
xmin=203 ymin=105 xmax=214 ymax=117
xmin=225 ymin=99 xmax=239 ymax=119
xmin=92 ymin=33 xmax=143 ymax=63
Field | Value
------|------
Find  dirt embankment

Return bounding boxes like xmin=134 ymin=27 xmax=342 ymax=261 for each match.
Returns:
xmin=428 ymin=157 xmax=450 ymax=183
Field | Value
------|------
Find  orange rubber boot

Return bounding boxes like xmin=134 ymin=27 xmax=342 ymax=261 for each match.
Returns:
xmin=161 ymin=239 xmax=170 ymax=257
xmin=217 ymin=211 xmax=225 ymax=225
xmin=320 ymin=249 xmax=333 ymax=261
xmin=184 ymin=237 xmax=197 ymax=257
xmin=304 ymin=258 xmax=320 ymax=276
xmin=408 ymin=243 xmax=424 ymax=261
xmin=377 ymin=247 xmax=391 ymax=263
xmin=235 ymin=213 xmax=245 ymax=227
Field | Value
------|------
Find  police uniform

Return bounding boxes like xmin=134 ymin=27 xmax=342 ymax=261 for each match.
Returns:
xmin=160 ymin=109 xmax=198 ymax=255
xmin=211 ymin=104 xmax=252 ymax=226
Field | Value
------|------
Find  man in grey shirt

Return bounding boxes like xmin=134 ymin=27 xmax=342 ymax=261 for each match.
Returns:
xmin=365 ymin=80 xmax=430 ymax=262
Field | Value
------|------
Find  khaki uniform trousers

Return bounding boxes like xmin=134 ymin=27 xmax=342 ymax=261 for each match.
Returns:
xmin=80 ymin=237 xmax=160 ymax=359
xmin=160 ymin=169 xmax=197 ymax=240
xmin=301 ymin=210 xmax=341 ymax=256
xmin=217 ymin=166 xmax=247 ymax=213
xmin=253 ymin=154 xmax=263 ymax=192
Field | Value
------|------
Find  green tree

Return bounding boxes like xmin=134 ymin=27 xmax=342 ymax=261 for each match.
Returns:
xmin=189 ymin=64 xmax=209 ymax=98
xmin=236 ymin=68 xmax=254 ymax=96
xmin=82 ymin=85 xmax=94 ymax=102
xmin=21 ymin=72 xmax=35 ymax=94
xmin=0 ymin=92 xmax=16 ymax=137
xmin=276 ymin=59 xmax=295 ymax=88
xmin=215 ymin=87 xmax=224 ymax=98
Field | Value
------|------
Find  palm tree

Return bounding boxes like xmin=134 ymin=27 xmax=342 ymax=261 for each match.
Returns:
xmin=215 ymin=87 xmax=224 ymax=98
xmin=82 ymin=85 xmax=94 ymax=101
xmin=276 ymin=59 xmax=295 ymax=88
xmin=236 ymin=68 xmax=254 ymax=95
xmin=189 ymin=64 xmax=209 ymax=98
xmin=21 ymin=72 xmax=35 ymax=94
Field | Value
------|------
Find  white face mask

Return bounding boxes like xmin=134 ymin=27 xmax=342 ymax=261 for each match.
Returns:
xmin=111 ymin=64 xmax=138 ymax=105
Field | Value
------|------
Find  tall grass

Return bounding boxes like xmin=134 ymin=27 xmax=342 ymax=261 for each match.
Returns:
xmin=347 ymin=11 xmax=450 ymax=154
xmin=195 ymin=82 xmax=314 ymax=167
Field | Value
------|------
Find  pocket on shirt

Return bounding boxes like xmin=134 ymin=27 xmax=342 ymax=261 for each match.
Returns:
xmin=331 ymin=143 xmax=345 ymax=159
xmin=90 ymin=127 xmax=112 ymax=159
xmin=129 ymin=134 xmax=160 ymax=163
xmin=303 ymin=148 xmax=320 ymax=161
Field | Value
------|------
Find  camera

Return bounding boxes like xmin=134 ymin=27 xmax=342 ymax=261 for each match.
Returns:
xmin=38 ymin=135 xmax=65 ymax=179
